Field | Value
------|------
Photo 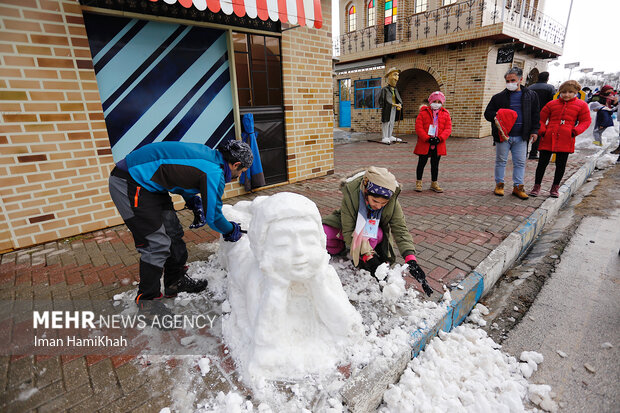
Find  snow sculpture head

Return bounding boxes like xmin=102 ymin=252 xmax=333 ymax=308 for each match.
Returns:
xmin=248 ymin=192 xmax=329 ymax=280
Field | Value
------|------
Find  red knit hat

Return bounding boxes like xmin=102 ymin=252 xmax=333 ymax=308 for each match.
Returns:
xmin=494 ymin=109 xmax=518 ymax=142
xmin=600 ymin=85 xmax=614 ymax=95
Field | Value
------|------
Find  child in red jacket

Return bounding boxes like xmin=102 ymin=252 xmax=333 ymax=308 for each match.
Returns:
xmin=414 ymin=91 xmax=452 ymax=192
xmin=529 ymin=80 xmax=591 ymax=198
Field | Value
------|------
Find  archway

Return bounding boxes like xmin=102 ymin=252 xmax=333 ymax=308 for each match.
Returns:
xmin=396 ymin=68 xmax=440 ymax=133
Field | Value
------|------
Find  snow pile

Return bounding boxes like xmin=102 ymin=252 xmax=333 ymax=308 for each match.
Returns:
xmin=596 ymin=153 xmax=618 ymax=169
xmin=466 ymin=303 xmax=490 ymax=327
xmin=219 ymin=193 xmax=364 ymax=384
xmin=380 ymin=324 xmax=557 ymax=413
xmin=380 ymin=263 xmax=407 ymax=304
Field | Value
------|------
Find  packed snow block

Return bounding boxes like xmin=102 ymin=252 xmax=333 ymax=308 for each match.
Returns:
xmin=340 ymin=345 xmax=411 ymax=413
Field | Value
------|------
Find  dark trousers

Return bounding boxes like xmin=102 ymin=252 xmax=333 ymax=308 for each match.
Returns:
xmin=535 ymin=150 xmax=569 ymax=186
xmin=416 ymin=147 xmax=441 ymax=181
xmin=109 ymin=168 xmax=187 ymax=300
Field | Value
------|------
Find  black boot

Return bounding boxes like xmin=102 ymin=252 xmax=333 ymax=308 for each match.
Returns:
xmin=137 ymin=260 xmax=163 ymax=301
xmin=164 ymin=270 xmax=209 ymax=297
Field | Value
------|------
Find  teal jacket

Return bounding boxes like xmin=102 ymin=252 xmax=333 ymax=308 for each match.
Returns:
xmin=322 ymin=175 xmax=416 ymax=263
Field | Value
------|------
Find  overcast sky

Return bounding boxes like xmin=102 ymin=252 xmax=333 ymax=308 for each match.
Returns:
xmin=332 ymin=0 xmax=620 ymax=83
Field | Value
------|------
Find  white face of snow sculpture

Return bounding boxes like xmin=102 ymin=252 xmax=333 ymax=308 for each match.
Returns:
xmin=260 ymin=217 xmax=324 ymax=281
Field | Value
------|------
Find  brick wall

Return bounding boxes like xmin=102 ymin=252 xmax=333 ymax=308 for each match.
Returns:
xmin=0 ymin=0 xmax=334 ymax=251
xmin=0 ymin=0 xmax=118 ymax=251
xmin=335 ymin=40 xmax=548 ymax=138
xmin=280 ymin=0 xmax=334 ymax=182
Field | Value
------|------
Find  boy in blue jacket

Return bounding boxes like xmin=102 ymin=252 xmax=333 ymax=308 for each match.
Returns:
xmin=109 ymin=140 xmax=252 ymax=305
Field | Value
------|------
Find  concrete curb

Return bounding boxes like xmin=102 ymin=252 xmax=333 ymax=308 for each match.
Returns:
xmin=341 ymin=144 xmax=614 ymax=412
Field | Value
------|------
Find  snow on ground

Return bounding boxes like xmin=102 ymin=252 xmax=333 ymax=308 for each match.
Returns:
xmin=139 ymin=253 xmax=558 ymax=412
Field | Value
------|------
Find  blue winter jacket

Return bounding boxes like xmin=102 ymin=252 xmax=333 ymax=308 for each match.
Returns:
xmin=123 ymin=141 xmax=233 ymax=235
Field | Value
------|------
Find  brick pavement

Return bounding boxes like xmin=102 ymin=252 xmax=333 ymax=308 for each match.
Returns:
xmin=0 ymin=131 xmax=598 ymax=411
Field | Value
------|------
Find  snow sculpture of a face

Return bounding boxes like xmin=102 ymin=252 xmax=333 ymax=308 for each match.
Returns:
xmin=222 ymin=192 xmax=363 ymax=382
xmin=248 ymin=192 xmax=329 ymax=282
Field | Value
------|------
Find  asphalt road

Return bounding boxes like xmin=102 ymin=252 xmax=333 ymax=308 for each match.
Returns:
xmin=501 ymin=204 xmax=620 ymax=412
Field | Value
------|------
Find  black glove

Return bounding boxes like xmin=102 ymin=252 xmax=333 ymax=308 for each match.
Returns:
xmin=223 ymin=221 xmax=242 ymax=242
xmin=428 ymin=137 xmax=440 ymax=145
xmin=187 ymin=195 xmax=206 ymax=229
xmin=407 ymin=260 xmax=433 ymax=296
xmin=360 ymin=254 xmax=383 ymax=277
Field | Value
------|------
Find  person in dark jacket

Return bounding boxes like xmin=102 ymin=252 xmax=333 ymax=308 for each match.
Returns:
xmin=529 ymin=80 xmax=591 ymax=198
xmin=589 ymin=85 xmax=617 ymax=146
xmin=108 ymin=140 xmax=252 ymax=306
xmin=527 ymin=71 xmax=556 ymax=159
xmin=484 ymin=67 xmax=540 ymax=200
xmin=378 ymin=68 xmax=403 ymax=144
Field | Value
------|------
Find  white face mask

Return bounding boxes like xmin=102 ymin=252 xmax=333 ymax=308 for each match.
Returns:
xmin=430 ymin=103 xmax=442 ymax=110
xmin=506 ymin=82 xmax=519 ymax=91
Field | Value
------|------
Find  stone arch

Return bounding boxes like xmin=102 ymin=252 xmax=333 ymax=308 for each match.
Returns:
xmin=396 ymin=68 xmax=441 ymax=120
xmin=526 ymin=67 xmax=539 ymax=86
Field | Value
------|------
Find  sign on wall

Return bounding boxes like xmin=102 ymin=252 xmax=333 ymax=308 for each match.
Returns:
xmin=496 ymin=46 xmax=514 ymax=64
xmin=83 ymin=13 xmax=235 ymax=161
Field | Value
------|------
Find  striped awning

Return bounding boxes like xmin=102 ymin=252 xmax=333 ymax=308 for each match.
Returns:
xmin=152 ymin=0 xmax=323 ymax=28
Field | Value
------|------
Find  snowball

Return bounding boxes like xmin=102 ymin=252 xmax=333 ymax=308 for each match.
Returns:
xmin=198 ymin=357 xmax=211 ymax=376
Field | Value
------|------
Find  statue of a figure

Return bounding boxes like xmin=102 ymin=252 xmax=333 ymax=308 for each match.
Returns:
xmin=219 ymin=192 xmax=364 ymax=381
xmin=378 ymin=67 xmax=403 ymax=144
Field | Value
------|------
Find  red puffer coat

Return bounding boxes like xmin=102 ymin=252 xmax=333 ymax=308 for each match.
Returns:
xmin=414 ymin=105 xmax=452 ymax=156
xmin=538 ymin=97 xmax=591 ymax=153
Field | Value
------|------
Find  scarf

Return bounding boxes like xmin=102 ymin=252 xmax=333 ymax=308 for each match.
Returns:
xmin=351 ymin=189 xmax=384 ymax=266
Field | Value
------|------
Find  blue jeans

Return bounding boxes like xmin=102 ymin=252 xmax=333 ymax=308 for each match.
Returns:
xmin=495 ymin=135 xmax=527 ymax=186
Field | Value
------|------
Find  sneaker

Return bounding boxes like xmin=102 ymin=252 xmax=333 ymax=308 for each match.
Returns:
xmin=381 ymin=137 xmax=392 ymax=145
xmin=529 ymin=184 xmax=541 ymax=197
xmin=512 ymin=184 xmax=529 ymax=200
xmin=549 ymin=184 xmax=560 ymax=198
xmin=494 ymin=182 xmax=504 ymax=196
xmin=165 ymin=274 xmax=209 ymax=297
xmin=390 ymin=136 xmax=402 ymax=142
xmin=593 ymin=140 xmax=602 ymax=146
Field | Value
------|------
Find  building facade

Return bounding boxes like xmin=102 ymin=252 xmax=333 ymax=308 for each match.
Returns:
xmin=334 ymin=0 xmax=565 ymax=137
xmin=0 ymin=0 xmax=333 ymax=251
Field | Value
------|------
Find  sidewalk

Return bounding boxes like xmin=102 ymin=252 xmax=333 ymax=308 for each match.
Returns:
xmin=0 ymin=129 xmax=609 ymax=412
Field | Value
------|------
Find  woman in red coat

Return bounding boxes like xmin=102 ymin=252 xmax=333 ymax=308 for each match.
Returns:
xmin=529 ymin=80 xmax=591 ymax=198
xmin=414 ymin=91 xmax=452 ymax=192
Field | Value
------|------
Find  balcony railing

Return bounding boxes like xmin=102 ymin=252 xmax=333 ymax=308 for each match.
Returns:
xmin=334 ymin=0 xmax=566 ymax=57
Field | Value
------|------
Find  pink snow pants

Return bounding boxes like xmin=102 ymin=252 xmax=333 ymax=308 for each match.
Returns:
xmin=322 ymin=224 xmax=383 ymax=255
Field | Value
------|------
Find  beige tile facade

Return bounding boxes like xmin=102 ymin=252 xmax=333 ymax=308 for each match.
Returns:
xmin=0 ymin=0 xmax=333 ymax=251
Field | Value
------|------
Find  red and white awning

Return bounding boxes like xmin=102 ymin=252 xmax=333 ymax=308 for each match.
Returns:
xmin=153 ymin=0 xmax=323 ymax=28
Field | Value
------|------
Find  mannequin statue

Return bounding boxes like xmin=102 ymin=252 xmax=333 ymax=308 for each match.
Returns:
xmin=378 ymin=67 xmax=403 ymax=144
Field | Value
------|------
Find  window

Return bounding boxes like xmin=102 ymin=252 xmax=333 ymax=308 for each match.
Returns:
xmin=367 ymin=0 xmax=376 ymax=26
xmin=354 ymin=78 xmax=382 ymax=109
xmin=414 ymin=0 xmax=428 ymax=13
xmin=384 ymin=0 xmax=397 ymax=25
xmin=442 ymin=0 xmax=457 ymax=5
xmin=348 ymin=5 xmax=357 ymax=32
xmin=233 ymin=32 xmax=283 ymax=107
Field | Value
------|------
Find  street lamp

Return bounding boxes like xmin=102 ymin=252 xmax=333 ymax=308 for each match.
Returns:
xmin=564 ymin=62 xmax=580 ymax=79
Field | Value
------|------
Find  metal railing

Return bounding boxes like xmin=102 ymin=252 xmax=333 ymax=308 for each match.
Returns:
xmin=334 ymin=0 xmax=566 ymax=57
